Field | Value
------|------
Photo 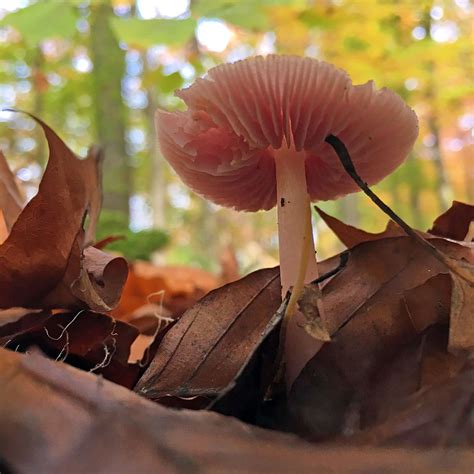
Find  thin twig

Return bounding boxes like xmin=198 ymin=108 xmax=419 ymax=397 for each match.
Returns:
xmin=325 ymin=134 xmax=474 ymax=283
xmin=310 ymin=250 xmax=350 ymax=285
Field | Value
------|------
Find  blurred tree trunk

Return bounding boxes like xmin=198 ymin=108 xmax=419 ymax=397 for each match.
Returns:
xmin=146 ymin=87 xmax=166 ymax=228
xmin=426 ymin=113 xmax=450 ymax=211
xmin=90 ymin=3 xmax=130 ymax=218
xmin=420 ymin=10 xmax=450 ymax=213
xmin=32 ymin=46 xmax=47 ymax=164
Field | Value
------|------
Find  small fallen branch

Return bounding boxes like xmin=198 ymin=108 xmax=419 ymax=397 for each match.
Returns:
xmin=325 ymin=134 xmax=474 ymax=284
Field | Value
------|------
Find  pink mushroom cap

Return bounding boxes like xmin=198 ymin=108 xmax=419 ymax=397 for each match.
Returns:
xmin=156 ymin=55 xmax=418 ymax=212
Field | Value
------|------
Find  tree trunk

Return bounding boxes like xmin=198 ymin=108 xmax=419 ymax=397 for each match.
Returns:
xmin=427 ymin=114 xmax=450 ymax=211
xmin=146 ymin=88 xmax=166 ymax=228
xmin=90 ymin=3 xmax=130 ymax=217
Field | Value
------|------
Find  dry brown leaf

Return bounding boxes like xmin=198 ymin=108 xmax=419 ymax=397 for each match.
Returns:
xmin=449 ymin=270 xmax=474 ymax=354
xmin=403 ymin=273 xmax=452 ymax=333
xmin=354 ymin=326 xmax=472 ymax=447
xmin=298 ymin=284 xmax=331 ymax=341
xmin=1 ymin=347 xmax=473 ymax=474
xmin=112 ymin=261 xmax=219 ymax=321
xmin=356 ymin=367 xmax=474 ymax=447
xmin=429 ymin=201 xmax=474 ymax=241
xmin=0 ymin=150 xmax=24 ymax=231
xmin=0 ymin=209 xmax=8 ymax=245
xmin=315 ymin=206 xmax=404 ymax=248
xmin=286 ymin=236 xmax=472 ymax=439
xmin=0 ymin=114 xmax=127 ymax=311
xmin=0 ymin=310 xmax=140 ymax=388
xmin=134 ymin=267 xmax=281 ymax=407
xmin=0 ymin=307 xmax=43 ymax=326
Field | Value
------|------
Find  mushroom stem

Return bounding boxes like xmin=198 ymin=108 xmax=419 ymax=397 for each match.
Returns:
xmin=274 ymin=146 xmax=318 ymax=298
xmin=274 ymin=146 xmax=321 ymax=382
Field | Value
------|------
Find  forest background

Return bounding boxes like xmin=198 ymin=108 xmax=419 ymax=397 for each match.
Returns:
xmin=0 ymin=0 xmax=472 ymax=274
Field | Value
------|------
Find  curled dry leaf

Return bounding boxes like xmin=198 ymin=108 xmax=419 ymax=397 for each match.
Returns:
xmin=0 ymin=310 xmax=140 ymax=388
xmin=1 ymin=347 xmax=473 ymax=474
xmin=72 ymin=246 xmax=129 ymax=311
xmin=297 ymin=284 xmax=331 ymax=342
xmin=0 ymin=113 xmax=127 ymax=311
xmin=135 ymin=267 xmax=281 ymax=408
xmin=428 ymin=201 xmax=474 ymax=242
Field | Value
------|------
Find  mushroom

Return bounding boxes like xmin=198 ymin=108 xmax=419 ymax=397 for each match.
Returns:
xmin=156 ymin=55 xmax=418 ymax=383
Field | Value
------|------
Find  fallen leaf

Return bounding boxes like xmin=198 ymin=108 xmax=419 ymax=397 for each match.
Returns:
xmin=72 ymin=246 xmax=128 ymax=311
xmin=0 ymin=210 xmax=8 ymax=244
xmin=356 ymin=367 xmax=474 ymax=447
xmin=135 ymin=267 xmax=281 ymax=408
xmin=0 ymin=310 xmax=140 ymax=388
xmin=0 ymin=150 xmax=24 ymax=231
xmin=0 ymin=307 xmax=43 ymax=326
xmin=93 ymin=234 xmax=126 ymax=250
xmin=298 ymin=284 xmax=331 ymax=341
xmin=429 ymin=201 xmax=474 ymax=241
xmin=1 ymin=347 xmax=473 ymax=473
xmin=0 ymin=113 xmax=127 ymax=311
xmin=288 ymin=206 xmax=473 ymax=386
xmin=354 ymin=326 xmax=472 ymax=447
xmin=286 ymin=236 xmax=472 ymax=440
xmin=112 ymin=261 xmax=219 ymax=321
xmin=315 ymin=206 xmax=403 ymax=248
xmin=403 ymin=273 xmax=452 ymax=333
xmin=449 ymin=270 xmax=474 ymax=354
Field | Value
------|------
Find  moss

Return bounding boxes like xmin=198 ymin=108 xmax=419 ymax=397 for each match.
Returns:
xmin=96 ymin=210 xmax=169 ymax=261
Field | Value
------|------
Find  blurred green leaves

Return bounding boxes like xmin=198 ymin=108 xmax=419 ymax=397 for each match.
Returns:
xmin=193 ymin=1 xmax=270 ymax=30
xmin=110 ymin=18 xmax=196 ymax=48
xmin=0 ymin=1 xmax=77 ymax=46
xmin=97 ymin=210 xmax=169 ymax=261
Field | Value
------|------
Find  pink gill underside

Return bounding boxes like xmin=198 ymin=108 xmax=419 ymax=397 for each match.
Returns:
xmin=156 ymin=55 xmax=418 ymax=212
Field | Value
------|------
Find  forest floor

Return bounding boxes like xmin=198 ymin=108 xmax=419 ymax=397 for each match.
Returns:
xmin=0 ymin=117 xmax=473 ymax=473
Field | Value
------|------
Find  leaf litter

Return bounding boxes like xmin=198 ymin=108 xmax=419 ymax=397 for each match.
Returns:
xmin=0 ymin=121 xmax=473 ymax=471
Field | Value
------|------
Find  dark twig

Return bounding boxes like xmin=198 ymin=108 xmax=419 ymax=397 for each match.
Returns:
xmin=310 ymin=250 xmax=350 ymax=285
xmin=325 ymin=134 xmax=473 ymax=283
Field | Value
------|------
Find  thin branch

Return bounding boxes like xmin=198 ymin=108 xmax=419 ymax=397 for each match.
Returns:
xmin=325 ymin=134 xmax=473 ymax=283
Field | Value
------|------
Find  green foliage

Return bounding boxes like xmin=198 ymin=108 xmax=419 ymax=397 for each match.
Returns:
xmin=298 ymin=10 xmax=336 ymax=29
xmin=110 ymin=18 xmax=196 ymax=49
xmin=1 ymin=0 xmax=471 ymax=270
xmin=154 ymin=70 xmax=184 ymax=94
xmin=1 ymin=1 xmax=77 ymax=46
xmin=97 ymin=211 xmax=169 ymax=261
xmin=343 ymin=37 xmax=369 ymax=52
xmin=193 ymin=1 xmax=270 ymax=30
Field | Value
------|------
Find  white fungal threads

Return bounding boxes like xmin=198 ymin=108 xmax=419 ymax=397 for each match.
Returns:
xmin=44 ymin=309 xmax=85 ymax=341
xmin=89 ymin=320 xmax=118 ymax=373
